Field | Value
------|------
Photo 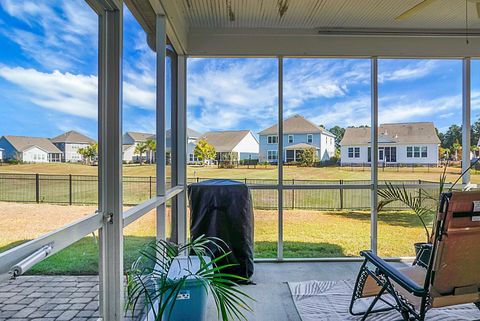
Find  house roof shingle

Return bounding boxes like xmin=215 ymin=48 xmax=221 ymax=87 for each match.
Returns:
xmin=340 ymin=122 xmax=441 ymax=146
xmin=125 ymin=132 xmax=155 ymax=142
xmin=198 ymin=130 xmax=252 ymax=152
xmin=126 ymin=128 xmax=201 ymax=145
xmin=3 ymin=136 xmax=62 ymax=154
xmin=51 ymin=130 xmax=95 ymax=144
xmin=258 ymin=114 xmax=335 ymax=137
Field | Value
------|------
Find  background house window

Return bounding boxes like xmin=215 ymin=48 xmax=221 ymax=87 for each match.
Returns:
xmin=307 ymin=134 xmax=313 ymax=143
xmin=348 ymin=147 xmax=354 ymax=158
xmin=421 ymin=146 xmax=427 ymax=158
xmin=348 ymin=147 xmax=360 ymax=158
xmin=407 ymin=146 xmax=413 ymax=158
xmin=414 ymin=146 xmax=420 ymax=157
xmin=288 ymin=135 xmax=294 ymax=143
xmin=386 ymin=147 xmax=396 ymax=162
xmin=268 ymin=135 xmax=278 ymax=144
xmin=267 ymin=150 xmax=277 ymax=161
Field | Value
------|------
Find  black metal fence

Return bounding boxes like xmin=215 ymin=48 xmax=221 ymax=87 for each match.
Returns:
xmin=0 ymin=173 xmax=439 ymax=210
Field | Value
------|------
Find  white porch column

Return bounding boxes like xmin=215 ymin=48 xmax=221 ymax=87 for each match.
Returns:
xmin=156 ymin=14 xmax=167 ymax=241
xmin=176 ymin=55 xmax=187 ymax=244
xmin=462 ymin=57 xmax=471 ymax=187
xmin=277 ymin=56 xmax=284 ymax=260
xmin=98 ymin=2 xmax=123 ymax=320
xmin=370 ymin=57 xmax=379 ymax=254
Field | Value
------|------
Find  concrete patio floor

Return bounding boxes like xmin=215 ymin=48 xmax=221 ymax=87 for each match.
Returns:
xmin=0 ymin=261 xmax=408 ymax=321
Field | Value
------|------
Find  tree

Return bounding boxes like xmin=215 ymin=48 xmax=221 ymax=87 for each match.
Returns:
xmin=328 ymin=125 xmax=345 ymax=148
xmin=471 ymin=118 xmax=480 ymax=146
xmin=298 ymin=147 xmax=317 ymax=167
xmin=441 ymin=124 xmax=462 ymax=150
xmin=78 ymin=143 xmax=97 ymax=165
xmin=135 ymin=142 xmax=148 ymax=165
xmin=452 ymin=140 xmax=462 ymax=161
xmin=145 ymin=139 xmax=156 ymax=164
xmin=439 ymin=147 xmax=449 ymax=161
xmin=194 ymin=139 xmax=216 ymax=165
xmin=471 ymin=145 xmax=479 ymax=158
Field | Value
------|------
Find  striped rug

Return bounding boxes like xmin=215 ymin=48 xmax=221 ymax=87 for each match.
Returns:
xmin=288 ymin=280 xmax=480 ymax=321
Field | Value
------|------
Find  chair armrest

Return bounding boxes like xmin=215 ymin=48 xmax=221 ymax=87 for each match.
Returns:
xmin=360 ymin=250 xmax=426 ymax=296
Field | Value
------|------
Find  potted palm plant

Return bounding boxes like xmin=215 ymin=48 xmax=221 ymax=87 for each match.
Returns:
xmin=125 ymin=235 xmax=253 ymax=321
xmin=377 ymin=161 xmax=478 ymax=263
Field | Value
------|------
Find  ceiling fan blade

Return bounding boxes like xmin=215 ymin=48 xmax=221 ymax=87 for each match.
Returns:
xmin=395 ymin=0 xmax=439 ymax=21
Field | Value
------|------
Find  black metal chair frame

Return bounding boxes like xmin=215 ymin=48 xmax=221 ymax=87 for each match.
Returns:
xmin=349 ymin=193 xmax=480 ymax=321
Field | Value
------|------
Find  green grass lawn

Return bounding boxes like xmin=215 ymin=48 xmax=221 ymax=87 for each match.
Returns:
xmin=0 ymin=162 xmax=475 ymax=182
xmin=0 ymin=206 xmax=427 ymax=274
xmin=0 ymin=163 xmax=440 ymax=274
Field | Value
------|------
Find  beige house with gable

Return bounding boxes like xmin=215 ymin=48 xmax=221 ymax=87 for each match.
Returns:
xmin=198 ymin=130 xmax=259 ymax=163
xmin=340 ymin=122 xmax=441 ymax=166
xmin=0 ymin=135 xmax=63 ymax=163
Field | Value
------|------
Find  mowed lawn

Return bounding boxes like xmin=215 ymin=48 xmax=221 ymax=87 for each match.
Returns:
xmin=0 ymin=162 xmax=475 ymax=182
xmin=0 ymin=202 xmax=427 ymax=274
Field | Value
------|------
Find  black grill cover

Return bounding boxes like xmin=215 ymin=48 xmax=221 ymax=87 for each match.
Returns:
xmin=188 ymin=179 xmax=254 ymax=280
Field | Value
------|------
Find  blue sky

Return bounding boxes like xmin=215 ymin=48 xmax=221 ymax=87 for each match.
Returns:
xmin=0 ymin=1 xmax=479 ymax=140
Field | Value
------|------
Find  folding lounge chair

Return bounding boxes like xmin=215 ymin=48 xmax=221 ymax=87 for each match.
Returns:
xmin=349 ymin=191 xmax=480 ymax=321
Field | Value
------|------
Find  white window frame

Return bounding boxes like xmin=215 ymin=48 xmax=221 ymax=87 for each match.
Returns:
xmin=407 ymin=146 xmax=413 ymax=158
xmin=288 ymin=134 xmax=294 ymax=143
xmin=307 ymin=134 xmax=313 ymax=143
xmin=354 ymin=147 xmax=360 ymax=158
xmin=267 ymin=150 xmax=278 ymax=161
xmin=421 ymin=146 xmax=428 ymax=158
xmin=268 ymin=135 xmax=278 ymax=144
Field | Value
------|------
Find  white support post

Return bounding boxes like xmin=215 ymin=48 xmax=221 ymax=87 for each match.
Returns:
xmin=156 ymin=14 xmax=167 ymax=242
xmin=462 ymin=57 xmax=471 ymax=187
xmin=370 ymin=57 xmax=379 ymax=255
xmin=277 ymin=56 xmax=284 ymax=261
xmin=98 ymin=4 xmax=123 ymax=320
xmin=176 ymin=55 xmax=187 ymax=244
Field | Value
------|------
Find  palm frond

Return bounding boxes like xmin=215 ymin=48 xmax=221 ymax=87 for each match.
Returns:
xmin=377 ymin=182 xmax=432 ymax=240
xmin=125 ymin=235 xmax=253 ymax=321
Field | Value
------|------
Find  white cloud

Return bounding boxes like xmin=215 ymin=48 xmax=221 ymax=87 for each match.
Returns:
xmin=0 ymin=0 xmax=97 ymax=70
xmin=0 ymin=66 xmax=157 ymax=119
xmin=378 ymin=94 xmax=461 ymax=124
xmin=187 ymin=59 xmax=278 ymax=133
xmin=186 ymin=58 xmax=371 ymax=133
xmin=379 ymin=60 xmax=438 ymax=83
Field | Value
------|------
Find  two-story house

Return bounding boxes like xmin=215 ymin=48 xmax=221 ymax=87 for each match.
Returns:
xmin=340 ymin=122 xmax=441 ymax=166
xmin=51 ymin=130 xmax=96 ymax=162
xmin=258 ymin=114 xmax=336 ymax=163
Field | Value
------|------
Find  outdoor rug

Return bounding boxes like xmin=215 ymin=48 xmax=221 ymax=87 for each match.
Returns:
xmin=288 ymin=280 xmax=480 ymax=321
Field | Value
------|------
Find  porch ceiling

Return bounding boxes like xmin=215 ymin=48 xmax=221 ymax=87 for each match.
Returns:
xmin=137 ymin=0 xmax=480 ymax=57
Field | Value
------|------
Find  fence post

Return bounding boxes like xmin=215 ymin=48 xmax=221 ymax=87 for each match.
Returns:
xmin=196 ymin=177 xmax=199 ymax=183
xmin=69 ymin=174 xmax=72 ymax=205
xmin=244 ymin=177 xmax=247 ymax=184
xmin=149 ymin=176 xmax=152 ymax=198
xmin=35 ymin=173 xmax=39 ymax=203
xmin=292 ymin=179 xmax=295 ymax=209
xmin=418 ymin=179 xmax=422 ymax=207
xmin=340 ymin=179 xmax=344 ymax=209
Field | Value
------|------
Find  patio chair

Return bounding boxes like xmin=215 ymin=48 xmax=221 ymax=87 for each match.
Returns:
xmin=349 ymin=191 xmax=480 ymax=321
